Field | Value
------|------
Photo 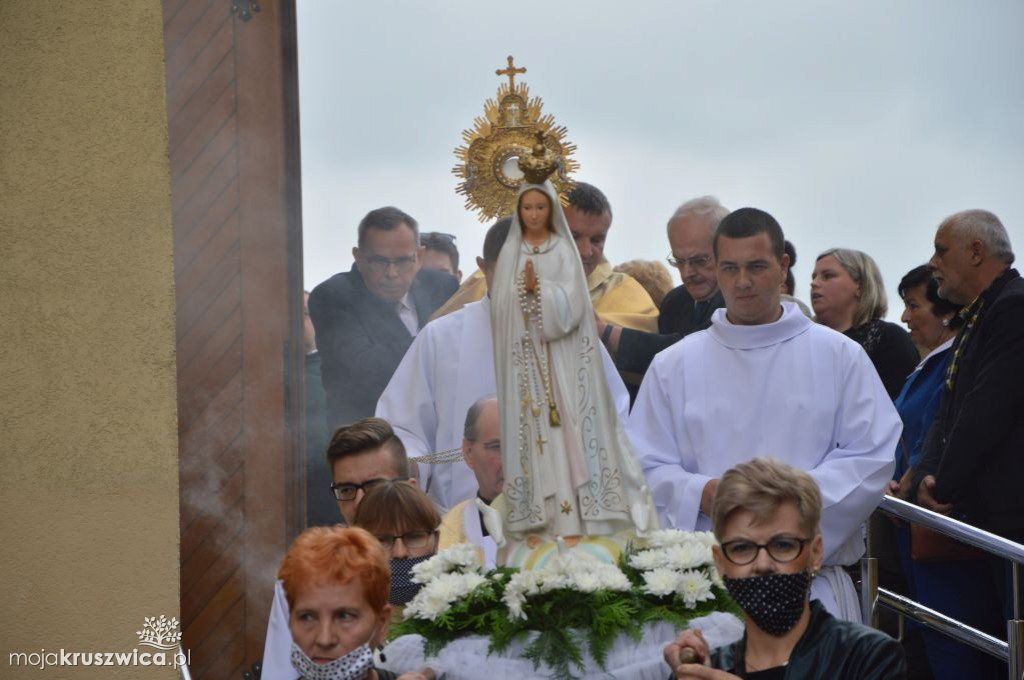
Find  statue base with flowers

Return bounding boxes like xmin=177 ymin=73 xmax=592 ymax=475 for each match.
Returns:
xmin=384 ymin=530 xmax=743 ymax=680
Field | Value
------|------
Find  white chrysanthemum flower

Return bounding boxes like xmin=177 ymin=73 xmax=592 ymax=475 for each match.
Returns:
xmin=406 ymin=572 xmax=487 ymax=621
xmin=667 ymin=541 xmax=713 ymax=570
xmin=693 ymin=531 xmax=718 ymax=548
xmin=411 ymin=543 xmax=483 ymax=584
xmin=645 ymin=529 xmax=691 ymax=548
xmin=573 ymin=571 xmax=601 ymax=593
xmin=628 ymin=547 xmax=667 ymax=571
xmin=641 ymin=567 xmax=680 ymax=597
xmin=411 ymin=554 xmax=446 ymax=584
xmin=444 ymin=543 xmax=485 ymax=572
xmin=677 ymin=569 xmax=714 ymax=608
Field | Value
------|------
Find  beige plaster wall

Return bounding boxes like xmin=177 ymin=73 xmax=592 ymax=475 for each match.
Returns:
xmin=1 ymin=1 xmax=180 ymax=677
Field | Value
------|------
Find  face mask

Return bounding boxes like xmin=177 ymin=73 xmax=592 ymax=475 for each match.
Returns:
xmin=290 ymin=641 xmax=373 ymax=680
xmin=723 ymin=570 xmax=812 ymax=636
xmin=390 ymin=554 xmax=433 ymax=605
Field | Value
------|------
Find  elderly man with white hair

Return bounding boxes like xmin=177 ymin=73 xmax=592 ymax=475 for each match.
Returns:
xmin=911 ymin=209 xmax=1023 ymax=620
xmin=598 ymin=196 xmax=728 ymax=380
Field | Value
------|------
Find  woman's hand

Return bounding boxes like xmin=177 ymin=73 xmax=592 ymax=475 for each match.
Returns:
xmin=395 ymin=667 xmax=435 ymax=680
xmin=523 ymin=259 xmax=538 ymax=294
xmin=664 ymin=628 xmax=710 ymax=677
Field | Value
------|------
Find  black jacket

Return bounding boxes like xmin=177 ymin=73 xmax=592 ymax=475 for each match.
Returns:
xmin=912 ymin=268 xmax=1024 ymax=539
xmin=616 ymin=287 xmax=724 ymax=375
xmin=309 ymin=265 xmax=458 ymax=430
xmin=702 ymin=600 xmax=906 ymax=679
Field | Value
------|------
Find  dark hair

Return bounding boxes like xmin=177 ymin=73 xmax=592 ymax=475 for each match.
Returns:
xmin=357 ymin=207 xmax=418 ymax=249
xmin=713 ymin=208 xmax=785 ymax=261
xmin=463 ymin=395 xmax=496 ymax=441
xmin=325 ymin=417 xmax=409 ymax=477
xmin=482 ymin=216 xmax=514 ymax=264
xmin=783 ymin=240 xmax=798 ymax=295
xmin=421 ymin=232 xmax=459 ymax=272
xmin=567 ymin=181 xmax=612 ymax=220
xmin=352 ymin=479 xmax=441 ymax=536
xmin=898 ymin=265 xmax=964 ymax=329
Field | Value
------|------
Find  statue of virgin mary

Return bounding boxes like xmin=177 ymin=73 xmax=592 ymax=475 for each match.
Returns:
xmin=490 ymin=174 xmax=657 ymax=542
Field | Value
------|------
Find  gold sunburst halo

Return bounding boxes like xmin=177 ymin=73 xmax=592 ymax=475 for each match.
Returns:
xmin=453 ymin=57 xmax=579 ymax=222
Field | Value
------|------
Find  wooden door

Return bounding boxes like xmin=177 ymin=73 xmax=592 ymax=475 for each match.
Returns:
xmin=162 ymin=0 xmax=304 ymax=676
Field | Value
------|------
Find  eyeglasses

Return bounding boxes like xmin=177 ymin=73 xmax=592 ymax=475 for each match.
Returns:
xmin=361 ymin=253 xmax=418 ymax=272
xmin=420 ymin=232 xmax=456 ymax=246
xmin=329 ymin=477 xmax=406 ymax=502
xmin=374 ymin=530 xmax=437 ymax=551
xmin=720 ymin=536 xmax=811 ymax=565
xmin=667 ymin=253 xmax=714 ymax=269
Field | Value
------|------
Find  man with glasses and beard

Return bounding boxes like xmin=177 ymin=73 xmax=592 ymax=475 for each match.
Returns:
xmin=309 ymin=207 xmax=459 ymax=430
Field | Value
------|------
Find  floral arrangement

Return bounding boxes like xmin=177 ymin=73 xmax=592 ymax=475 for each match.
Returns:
xmin=390 ymin=530 xmax=739 ymax=679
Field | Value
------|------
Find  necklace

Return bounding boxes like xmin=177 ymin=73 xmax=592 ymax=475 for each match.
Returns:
xmin=516 ymin=260 xmax=560 ymax=428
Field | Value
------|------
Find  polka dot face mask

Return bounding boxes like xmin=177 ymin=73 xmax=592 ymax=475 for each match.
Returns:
xmin=290 ymin=641 xmax=373 ymax=680
xmin=722 ymin=570 xmax=812 ymax=636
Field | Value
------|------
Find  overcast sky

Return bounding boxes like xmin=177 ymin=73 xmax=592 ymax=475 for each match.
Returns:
xmin=297 ymin=0 xmax=1024 ymax=321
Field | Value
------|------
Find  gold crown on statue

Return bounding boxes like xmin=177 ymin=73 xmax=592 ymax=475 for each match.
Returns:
xmin=453 ymin=56 xmax=578 ymax=222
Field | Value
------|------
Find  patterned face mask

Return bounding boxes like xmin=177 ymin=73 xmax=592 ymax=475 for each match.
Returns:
xmin=290 ymin=641 xmax=374 ymax=680
xmin=722 ymin=570 xmax=812 ymax=636
xmin=389 ymin=554 xmax=432 ymax=605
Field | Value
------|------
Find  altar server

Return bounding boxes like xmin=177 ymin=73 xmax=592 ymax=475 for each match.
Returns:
xmin=629 ymin=207 xmax=900 ymax=621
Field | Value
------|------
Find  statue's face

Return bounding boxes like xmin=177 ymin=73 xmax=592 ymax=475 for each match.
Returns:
xmin=519 ymin=189 xmax=551 ymax=236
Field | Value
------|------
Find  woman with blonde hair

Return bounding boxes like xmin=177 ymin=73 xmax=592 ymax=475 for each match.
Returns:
xmin=664 ymin=458 xmax=905 ymax=679
xmin=811 ymin=248 xmax=918 ymax=398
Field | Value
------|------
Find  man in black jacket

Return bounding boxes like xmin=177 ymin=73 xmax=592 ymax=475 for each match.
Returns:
xmin=598 ymin=196 xmax=728 ymax=382
xmin=309 ymin=207 xmax=458 ymax=430
xmin=912 ymin=209 xmax=1023 ymax=614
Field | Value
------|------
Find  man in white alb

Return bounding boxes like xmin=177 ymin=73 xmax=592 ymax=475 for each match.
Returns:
xmin=377 ymin=217 xmax=630 ymax=510
xmin=628 ymin=207 xmax=900 ymax=621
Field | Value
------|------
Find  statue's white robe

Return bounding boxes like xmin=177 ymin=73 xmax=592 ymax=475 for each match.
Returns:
xmin=377 ymin=297 xmax=630 ymax=511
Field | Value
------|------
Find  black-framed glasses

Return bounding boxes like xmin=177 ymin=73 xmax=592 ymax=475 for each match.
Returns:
xmin=361 ymin=253 xmax=418 ymax=272
xmin=420 ymin=232 xmax=456 ymax=246
xmin=720 ymin=536 xmax=811 ymax=565
xmin=329 ymin=477 xmax=406 ymax=502
xmin=666 ymin=253 xmax=713 ymax=269
xmin=374 ymin=530 xmax=438 ymax=551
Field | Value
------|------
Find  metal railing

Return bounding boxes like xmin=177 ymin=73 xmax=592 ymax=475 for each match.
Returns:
xmin=178 ymin=643 xmax=192 ymax=680
xmin=862 ymin=495 xmax=1024 ymax=680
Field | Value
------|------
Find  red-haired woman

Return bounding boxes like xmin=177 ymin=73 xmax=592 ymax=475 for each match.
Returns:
xmin=278 ymin=526 xmax=433 ymax=680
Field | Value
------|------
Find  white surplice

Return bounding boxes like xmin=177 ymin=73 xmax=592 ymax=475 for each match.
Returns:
xmin=376 ymin=296 xmax=630 ymax=511
xmin=628 ymin=303 xmax=900 ymax=619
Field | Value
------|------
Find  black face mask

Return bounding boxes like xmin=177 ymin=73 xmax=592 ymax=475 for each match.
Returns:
xmin=723 ymin=570 xmax=812 ymax=636
xmin=389 ymin=555 xmax=432 ymax=605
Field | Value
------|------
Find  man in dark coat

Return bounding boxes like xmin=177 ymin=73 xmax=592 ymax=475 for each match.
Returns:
xmin=912 ymin=209 xmax=1023 ymax=616
xmin=598 ymin=196 xmax=728 ymax=384
xmin=309 ymin=206 xmax=458 ymax=430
